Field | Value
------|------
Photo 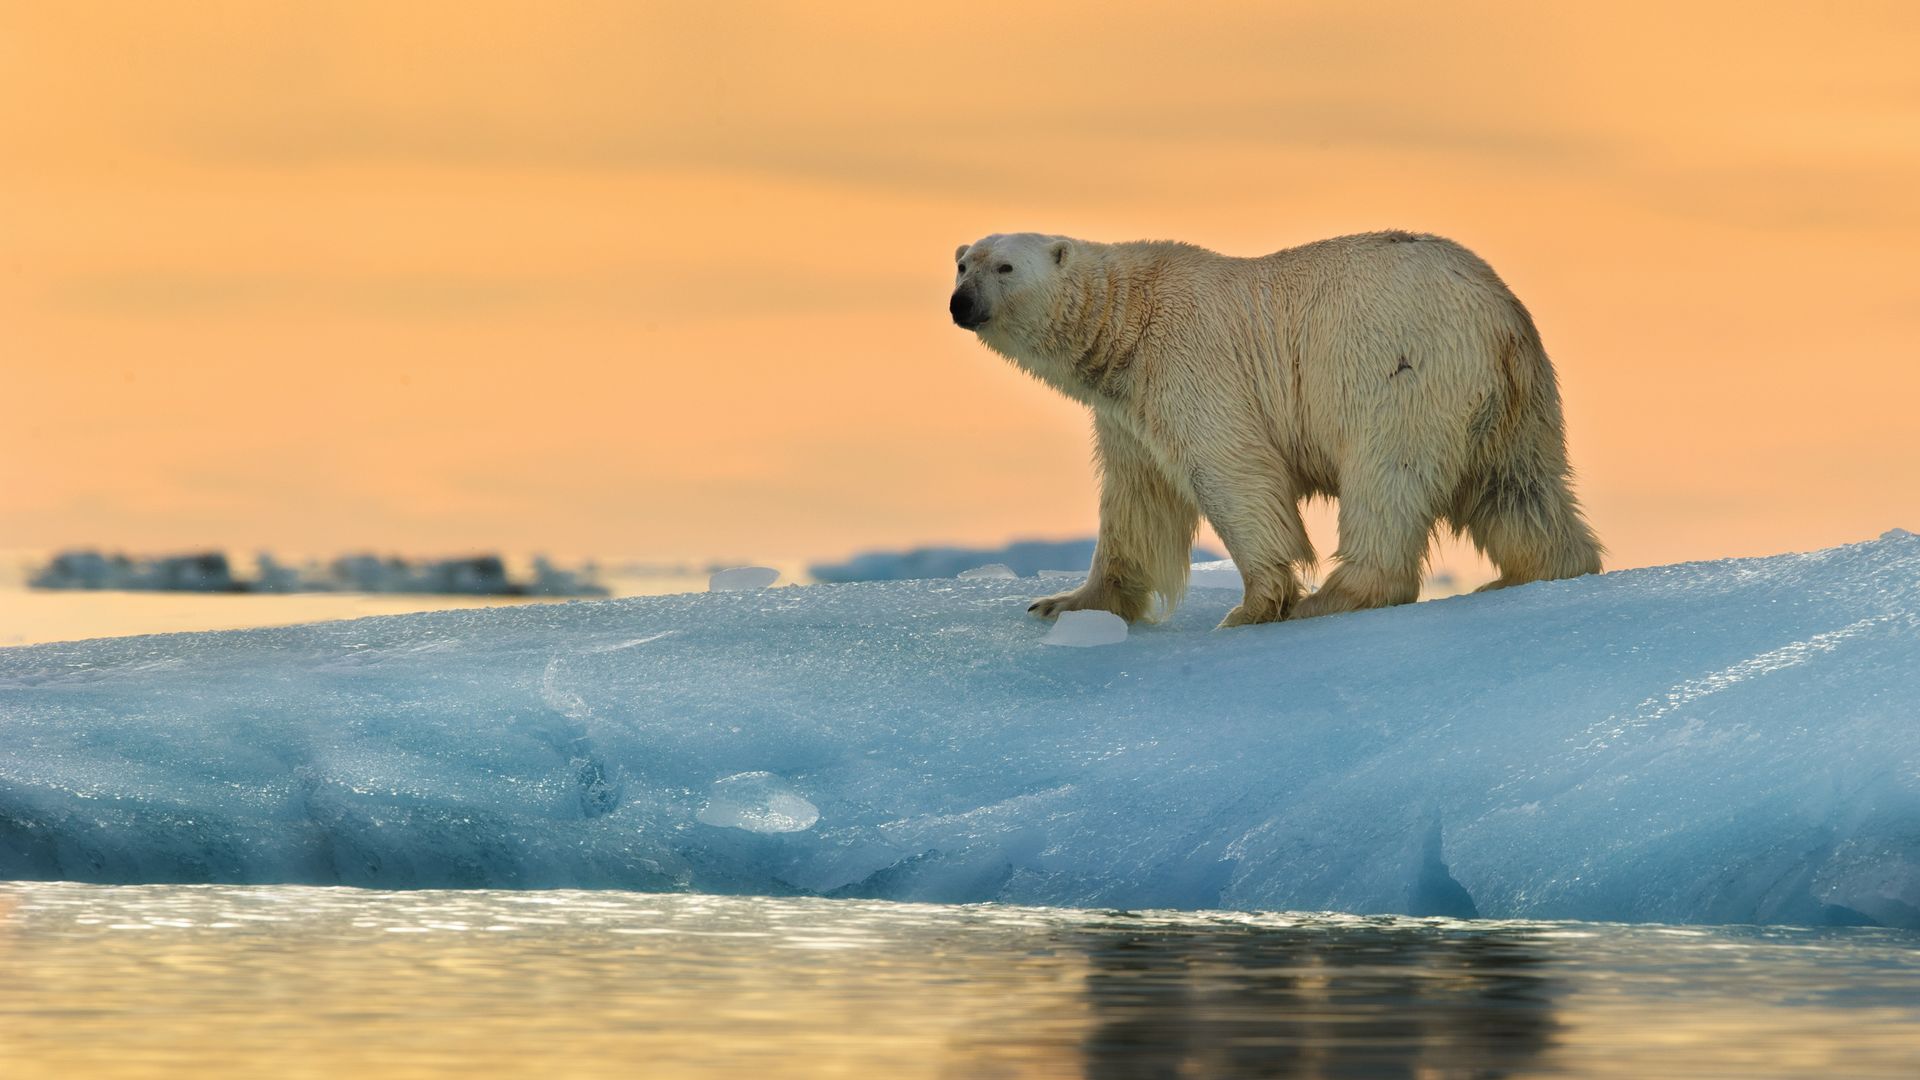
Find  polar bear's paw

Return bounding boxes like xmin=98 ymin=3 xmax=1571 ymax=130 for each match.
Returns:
xmin=1216 ymin=603 xmax=1261 ymax=628
xmin=1216 ymin=596 xmax=1292 ymax=629
xmin=1029 ymin=583 xmax=1148 ymax=622
xmin=1028 ymin=586 xmax=1103 ymax=618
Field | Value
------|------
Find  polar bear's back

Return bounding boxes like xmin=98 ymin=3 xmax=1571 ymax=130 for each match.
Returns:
xmin=1129 ymin=230 xmax=1537 ymax=368
xmin=1257 ymin=230 xmax=1529 ymax=337
xmin=1118 ymin=230 xmax=1558 ymax=499
xmin=1256 ymin=231 xmax=1546 ymax=439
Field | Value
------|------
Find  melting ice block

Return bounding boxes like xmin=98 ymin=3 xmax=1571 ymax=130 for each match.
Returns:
xmin=708 ymin=566 xmax=780 ymax=591
xmin=1042 ymin=610 xmax=1129 ymax=647
xmin=3 ymin=532 xmax=1920 ymax=927
xmin=696 ymin=772 xmax=820 ymax=834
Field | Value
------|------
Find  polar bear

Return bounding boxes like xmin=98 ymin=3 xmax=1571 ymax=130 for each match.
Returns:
xmin=950 ymin=230 xmax=1602 ymax=627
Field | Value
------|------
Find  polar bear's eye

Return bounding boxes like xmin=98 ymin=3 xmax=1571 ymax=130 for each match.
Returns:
xmin=997 ymin=264 xmax=1013 ymax=274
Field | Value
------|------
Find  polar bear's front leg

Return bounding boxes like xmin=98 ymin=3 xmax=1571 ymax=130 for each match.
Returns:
xmin=1030 ymin=414 xmax=1198 ymax=623
xmin=1029 ymin=580 xmax=1142 ymax=620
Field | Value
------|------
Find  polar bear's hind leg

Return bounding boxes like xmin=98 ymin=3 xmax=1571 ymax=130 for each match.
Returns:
xmin=1454 ymin=338 xmax=1604 ymax=592
xmin=1290 ymin=462 xmax=1435 ymax=620
xmin=1460 ymin=465 xmax=1603 ymax=591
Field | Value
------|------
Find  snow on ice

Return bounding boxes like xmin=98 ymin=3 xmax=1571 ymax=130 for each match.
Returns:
xmin=2 ymin=531 xmax=1918 ymax=928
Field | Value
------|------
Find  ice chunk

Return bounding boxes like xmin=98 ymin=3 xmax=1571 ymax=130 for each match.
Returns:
xmin=3 ymin=531 xmax=1920 ymax=927
xmin=1042 ymin=610 xmax=1129 ymax=647
xmin=708 ymin=566 xmax=780 ymax=591
xmin=958 ymin=564 xmax=1017 ymax=580
xmin=696 ymin=772 xmax=820 ymax=833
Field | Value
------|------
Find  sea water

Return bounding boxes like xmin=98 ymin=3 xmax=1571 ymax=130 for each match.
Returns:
xmin=2 ymin=883 xmax=1917 ymax=1078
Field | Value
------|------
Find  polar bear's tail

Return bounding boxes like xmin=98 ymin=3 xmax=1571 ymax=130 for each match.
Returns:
xmin=1452 ymin=321 xmax=1605 ymax=590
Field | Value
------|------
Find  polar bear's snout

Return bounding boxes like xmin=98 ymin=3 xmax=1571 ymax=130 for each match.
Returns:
xmin=949 ymin=288 xmax=987 ymax=329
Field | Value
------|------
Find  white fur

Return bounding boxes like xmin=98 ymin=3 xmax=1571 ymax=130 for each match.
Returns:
xmin=952 ymin=230 xmax=1603 ymax=626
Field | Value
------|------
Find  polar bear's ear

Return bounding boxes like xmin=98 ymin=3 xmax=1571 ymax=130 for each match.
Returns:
xmin=1049 ymin=239 xmax=1071 ymax=266
xmin=955 ymin=244 xmax=970 ymax=263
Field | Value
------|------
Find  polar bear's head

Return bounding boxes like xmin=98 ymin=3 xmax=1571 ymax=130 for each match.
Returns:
xmin=949 ymin=233 xmax=1074 ymax=337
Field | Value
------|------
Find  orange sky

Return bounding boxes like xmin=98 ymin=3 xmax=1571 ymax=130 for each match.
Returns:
xmin=2 ymin=1 xmax=1916 ymax=568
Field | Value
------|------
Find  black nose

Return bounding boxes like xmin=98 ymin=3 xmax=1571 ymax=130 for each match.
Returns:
xmin=950 ymin=290 xmax=982 ymax=328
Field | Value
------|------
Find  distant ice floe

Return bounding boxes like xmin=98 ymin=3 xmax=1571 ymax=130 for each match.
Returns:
xmin=27 ymin=549 xmax=608 ymax=597
xmin=30 ymin=550 xmax=244 ymax=592
xmin=4 ymin=530 xmax=1920 ymax=928
xmin=708 ymin=567 xmax=781 ymax=591
xmin=1187 ymin=559 xmax=1245 ymax=592
xmin=811 ymin=538 xmax=1221 ymax=583
xmin=957 ymin=564 xmax=1018 ymax=580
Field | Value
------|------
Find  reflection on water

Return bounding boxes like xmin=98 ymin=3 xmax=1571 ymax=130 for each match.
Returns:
xmin=1077 ymin=919 xmax=1555 ymax=1077
xmin=1 ymin=884 xmax=1918 ymax=1079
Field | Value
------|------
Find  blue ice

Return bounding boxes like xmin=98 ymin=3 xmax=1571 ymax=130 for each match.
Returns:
xmin=2 ymin=530 xmax=1917 ymax=927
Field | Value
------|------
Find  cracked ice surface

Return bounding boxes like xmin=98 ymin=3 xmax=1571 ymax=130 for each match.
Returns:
xmin=2 ymin=531 xmax=1918 ymax=927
